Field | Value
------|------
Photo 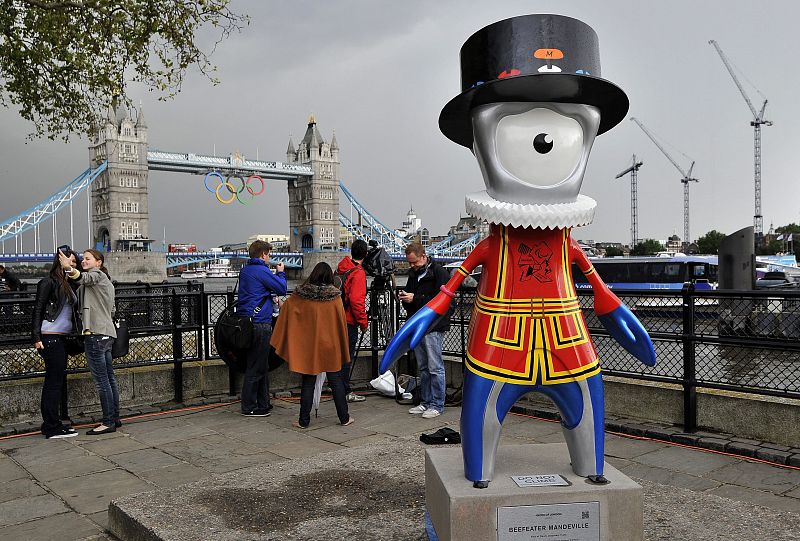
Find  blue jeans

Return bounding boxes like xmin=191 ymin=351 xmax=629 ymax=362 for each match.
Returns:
xmin=38 ymin=335 xmax=69 ymax=437
xmin=413 ymin=331 xmax=445 ymax=413
xmin=85 ymin=335 xmax=119 ymax=426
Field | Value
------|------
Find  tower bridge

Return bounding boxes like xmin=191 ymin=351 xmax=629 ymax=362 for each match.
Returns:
xmin=0 ymin=105 xmax=480 ymax=272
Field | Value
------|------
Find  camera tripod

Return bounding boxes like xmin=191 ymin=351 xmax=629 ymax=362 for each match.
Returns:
xmin=347 ymin=274 xmax=398 ymax=382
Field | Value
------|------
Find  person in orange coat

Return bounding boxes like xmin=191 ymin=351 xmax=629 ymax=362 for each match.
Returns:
xmin=270 ymin=262 xmax=353 ymax=429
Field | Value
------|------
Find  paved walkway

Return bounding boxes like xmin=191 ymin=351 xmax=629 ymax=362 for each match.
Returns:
xmin=0 ymin=394 xmax=798 ymax=540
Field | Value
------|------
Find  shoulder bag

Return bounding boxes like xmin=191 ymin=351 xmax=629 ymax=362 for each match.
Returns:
xmin=111 ymin=317 xmax=130 ymax=359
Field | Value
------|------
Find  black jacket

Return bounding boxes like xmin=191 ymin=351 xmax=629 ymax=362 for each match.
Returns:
xmin=31 ymin=276 xmax=79 ymax=343
xmin=402 ymin=259 xmax=452 ymax=333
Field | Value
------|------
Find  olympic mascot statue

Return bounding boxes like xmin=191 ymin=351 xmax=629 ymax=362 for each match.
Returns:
xmin=381 ymin=14 xmax=656 ymax=488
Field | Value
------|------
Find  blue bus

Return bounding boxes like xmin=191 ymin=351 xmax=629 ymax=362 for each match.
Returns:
xmin=572 ymin=256 xmax=718 ymax=290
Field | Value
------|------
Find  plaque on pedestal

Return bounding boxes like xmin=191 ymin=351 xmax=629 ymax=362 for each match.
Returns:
xmin=425 ymin=444 xmax=643 ymax=541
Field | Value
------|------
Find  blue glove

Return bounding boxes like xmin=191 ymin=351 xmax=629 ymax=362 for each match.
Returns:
xmin=380 ymin=306 xmax=439 ymax=373
xmin=598 ymin=304 xmax=656 ymax=367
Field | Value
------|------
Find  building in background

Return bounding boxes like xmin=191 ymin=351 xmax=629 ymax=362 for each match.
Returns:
xmin=247 ymin=234 xmax=289 ymax=250
xmin=286 ymin=116 xmax=340 ymax=251
xmin=89 ymin=103 xmax=151 ymax=251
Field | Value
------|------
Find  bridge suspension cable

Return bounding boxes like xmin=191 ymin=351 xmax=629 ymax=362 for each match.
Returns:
xmin=0 ymin=161 xmax=108 ymax=248
xmin=339 ymin=182 xmax=409 ymax=253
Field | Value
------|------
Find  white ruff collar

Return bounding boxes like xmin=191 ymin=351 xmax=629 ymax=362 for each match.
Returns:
xmin=465 ymin=191 xmax=596 ymax=229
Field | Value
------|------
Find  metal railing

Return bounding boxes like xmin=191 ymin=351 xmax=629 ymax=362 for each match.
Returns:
xmin=2 ymin=283 xmax=798 ymax=432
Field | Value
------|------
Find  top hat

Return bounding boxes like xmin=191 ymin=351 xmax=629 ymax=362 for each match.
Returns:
xmin=439 ymin=14 xmax=629 ymax=148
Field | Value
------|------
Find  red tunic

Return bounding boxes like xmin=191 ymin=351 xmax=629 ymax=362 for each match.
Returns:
xmin=453 ymin=224 xmax=619 ymax=385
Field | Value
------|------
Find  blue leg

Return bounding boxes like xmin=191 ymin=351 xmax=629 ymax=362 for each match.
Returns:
xmin=537 ymin=373 xmax=606 ymax=480
xmin=461 ymin=370 xmax=531 ymax=487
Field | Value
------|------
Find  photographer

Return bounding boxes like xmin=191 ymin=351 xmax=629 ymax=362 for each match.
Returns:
xmin=336 ymin=239 xmax=368 ymax=403
xmin=33 ymin=246 xmax=81 ymax=439
xmin=237 ymin=240 xmax=287 ymax=417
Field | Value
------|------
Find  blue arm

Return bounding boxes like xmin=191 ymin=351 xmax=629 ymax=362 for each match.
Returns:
xmin=257 ymin=269 xmax=288 ymax=295
xmin=379 ymin=306 xmax=439 ymax=373
xmin=598 ymin=304 xmax=656 ymax=367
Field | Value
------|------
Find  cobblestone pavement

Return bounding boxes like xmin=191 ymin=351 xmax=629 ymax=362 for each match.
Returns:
xmin=0 ymin=394 xmax=798 ymax=540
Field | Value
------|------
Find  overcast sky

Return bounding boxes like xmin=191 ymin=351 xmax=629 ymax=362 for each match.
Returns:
xmin=2 ymin=0 xmax=799 ymax=251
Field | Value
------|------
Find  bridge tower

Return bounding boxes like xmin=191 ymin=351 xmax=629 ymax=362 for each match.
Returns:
xmin=88 ymin=103 xmax=152 ymax=251
xmin=286 ymin=115 xmax=340 ymax=252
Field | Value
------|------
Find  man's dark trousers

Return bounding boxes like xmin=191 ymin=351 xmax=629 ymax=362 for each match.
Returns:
xmin=241 ymin=322 xmax=272 ymax=413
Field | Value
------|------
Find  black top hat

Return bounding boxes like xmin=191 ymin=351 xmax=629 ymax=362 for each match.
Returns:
xmin=439 ymin=14 xmax=629 ymax=148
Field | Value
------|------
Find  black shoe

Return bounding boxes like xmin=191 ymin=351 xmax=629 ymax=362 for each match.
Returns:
xmin=86 ymin=425 xmax=116 ymax=435
xmin=46 ymin=427 xmax=78 ymax=439
xmin=115 ymin=420 xmax=122 ymax=428
xmin=242 ymin=410 xmax=270 ymax=417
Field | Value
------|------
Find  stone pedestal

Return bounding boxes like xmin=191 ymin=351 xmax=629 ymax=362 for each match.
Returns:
xmin=426 ymin=443 xmax=643 ymax=541
xmin=106 ymin=252 xmax=166 ymax=283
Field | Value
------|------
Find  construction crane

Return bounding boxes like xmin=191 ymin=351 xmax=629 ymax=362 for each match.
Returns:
xmin=630 ymin=117 xmax=698 ymax=249
xmin=709 ymin=39 xmax=772 ymax=238
xmin=615 ymin=155 xmax=644 ymax=248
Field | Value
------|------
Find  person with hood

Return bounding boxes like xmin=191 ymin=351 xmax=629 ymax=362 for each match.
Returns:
xmin=60 ymin=248 xmax=119 ymax=435
xmin=336 ymin=238 xmax=368 ymax=403
xmin=270 ymin=262 xmax=353 ymax=429
xmin=33 ymin=246 xmax=82 ymax=439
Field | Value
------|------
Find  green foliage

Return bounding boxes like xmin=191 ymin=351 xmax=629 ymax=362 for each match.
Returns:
xmin=775 ymin=223 xmax=800 ymax=234
xmin=0 ymin=0 xmax=248 ymax=139
xmin=630 ymin=239 xmax=664 ymax=256
xmin=604 ymin=246 xmax=624 ymax=257
xmin=758 ymin=239 xmax=784 ymax=256
xmin=696 ymin=230 xmax=726 ymax=255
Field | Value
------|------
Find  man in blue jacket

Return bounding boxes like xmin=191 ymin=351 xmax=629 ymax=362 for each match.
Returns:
xmin=238 ymin=240 xmax=287 ymax=416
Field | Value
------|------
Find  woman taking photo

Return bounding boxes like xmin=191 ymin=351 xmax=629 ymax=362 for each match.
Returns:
xmin=33 ymin=246 xmax=82 ymax=439
xmin=271 ymin=262 xmax=353 ymax=429
xmin=60 ymin=248 xmax=119 ymax=435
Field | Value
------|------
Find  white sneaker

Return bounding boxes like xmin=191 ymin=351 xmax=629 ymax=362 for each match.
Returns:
xmin=408 ymin=405 xmax=427 ymax=414
xmin=422 ymin=409 xmax=442 ymax=419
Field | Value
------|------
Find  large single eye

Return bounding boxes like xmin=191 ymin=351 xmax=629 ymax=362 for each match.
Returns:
xmin=496 ymin=108 xmax=584 ymax=186
xmin=533 ymin=133 xmax=553 ymax=153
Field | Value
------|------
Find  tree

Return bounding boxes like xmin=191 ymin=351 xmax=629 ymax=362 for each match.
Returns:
xmin=0 ymin=1 xmax=248 ymax=139
xmin=696 ymin=230 xmax=726 ymax=255
xmin=630 ymin=239 xmax=664 ymax=256
xmin=604 ymin=246 xmax=624 ymax=257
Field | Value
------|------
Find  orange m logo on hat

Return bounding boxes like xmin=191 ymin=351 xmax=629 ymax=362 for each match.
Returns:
xmin=534 ymin=49 xmax=564 ymax=60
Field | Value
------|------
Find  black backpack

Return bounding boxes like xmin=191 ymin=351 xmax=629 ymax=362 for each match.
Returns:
xmin=334 ymin=267 xmax=357 ymax=308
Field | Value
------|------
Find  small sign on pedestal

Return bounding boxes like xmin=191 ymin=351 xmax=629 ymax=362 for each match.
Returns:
xmin=498 ymin=501 xmax=600 ymax=541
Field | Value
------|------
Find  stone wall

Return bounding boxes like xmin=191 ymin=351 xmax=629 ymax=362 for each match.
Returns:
xmin=2 ymin=356 xmax=797 ymax=447
xmin=105 ymin=252 xmax=166 ymax=283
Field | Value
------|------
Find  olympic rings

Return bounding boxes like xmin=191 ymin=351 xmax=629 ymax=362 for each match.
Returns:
xmin=225 ymin=176 xmax=246 ymax=194
xmin=204 ymin=172 xmax=266 ymax=205
xmin=246 ymin=175 xmax=265 ymax=196
xmin=215 ymin=181 xmax=237 ymax=204
xmin=204 ymin=172 xmax=224 ymax=193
